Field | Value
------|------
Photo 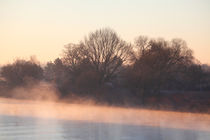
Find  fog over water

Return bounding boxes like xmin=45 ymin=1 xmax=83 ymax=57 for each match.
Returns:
xmin=0 ymin=97 xmax=210 ymax=140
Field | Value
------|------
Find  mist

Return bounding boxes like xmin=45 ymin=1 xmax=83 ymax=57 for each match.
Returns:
xmin=0 ymin=61 xmax=210 ymax=140
xmin=0 ymin=96 xmax=210 ymax=132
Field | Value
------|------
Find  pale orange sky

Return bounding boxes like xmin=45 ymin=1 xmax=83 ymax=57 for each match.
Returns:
xmin=0 ymin=0 xmax=210 ymax=65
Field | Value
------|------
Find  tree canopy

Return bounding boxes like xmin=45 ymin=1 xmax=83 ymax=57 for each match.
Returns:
xmin=63 ymin=28 xmax=132 ymax=84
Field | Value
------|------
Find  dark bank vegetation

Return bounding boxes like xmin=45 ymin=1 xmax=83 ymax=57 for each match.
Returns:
xmin=1 ymin=28 xmax=210 ymax=113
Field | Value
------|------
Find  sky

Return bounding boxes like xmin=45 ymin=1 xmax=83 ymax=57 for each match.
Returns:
xmin=0 ymin=0 xmax=210 ymax=65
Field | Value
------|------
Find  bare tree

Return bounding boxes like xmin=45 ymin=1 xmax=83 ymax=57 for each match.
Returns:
xmin=126 ymin=38 xmax=195 ymax=97
xmin=170 ymin=38 xmax=193 ymax=66
xmin=62 ymin=43 xmax=88 ymax=72
xmin=63 ymin=28 xmax=132 ymax=83
xmin=82 ymin=28 xmax=132 ymax=82
xmin=134 ymin=36 xmax=149 ymax=57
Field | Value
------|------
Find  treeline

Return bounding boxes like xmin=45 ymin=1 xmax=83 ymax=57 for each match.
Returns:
xmin=0 ymin=28 xmax=210 ymax=111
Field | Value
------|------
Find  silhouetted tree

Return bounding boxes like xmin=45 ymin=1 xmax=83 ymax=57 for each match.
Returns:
xmin=63 ymin=28 xmax=132 ymax=84
xmin=133 ymin=36 xmax=149 ymax=58
xmin=62 ymin=43 xmax=88 ymax=73
xmin=0 ymin=59 xmax=43 ymax=87
xmin=125 ymin=38 xmax=195 ymax=102
xmin=44 ymin=58 xmax=71 ymax=96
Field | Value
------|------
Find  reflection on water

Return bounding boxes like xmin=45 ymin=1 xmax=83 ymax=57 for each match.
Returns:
xmin=0 ymin=115 xmax=210 ymax=140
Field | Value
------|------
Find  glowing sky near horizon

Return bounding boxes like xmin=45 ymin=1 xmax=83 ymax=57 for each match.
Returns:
xmin=0 ymin=0 xmax=210 ymax=64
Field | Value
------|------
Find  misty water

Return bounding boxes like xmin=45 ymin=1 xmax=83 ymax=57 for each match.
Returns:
xmin=0 ymin=98 xmax=210 ymax=140
xmin=1 ymin=115 xmax=210 ymax=140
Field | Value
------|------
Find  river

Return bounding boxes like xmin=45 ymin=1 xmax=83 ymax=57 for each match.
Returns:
xmin=0 ymin=97 xmax=210 ymax=140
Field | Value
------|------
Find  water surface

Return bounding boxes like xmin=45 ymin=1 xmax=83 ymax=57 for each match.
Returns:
xmin=0 ymin=98 xmax=210 ymax=140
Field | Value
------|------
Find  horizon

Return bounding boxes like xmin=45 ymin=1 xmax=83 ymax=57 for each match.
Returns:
xmin=1 ymin=0 xmax=210 ymax=65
